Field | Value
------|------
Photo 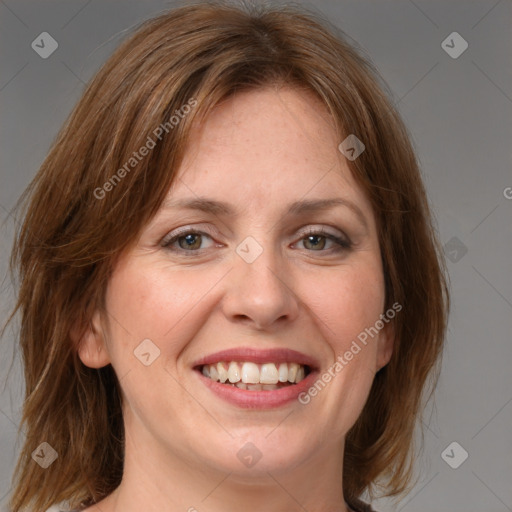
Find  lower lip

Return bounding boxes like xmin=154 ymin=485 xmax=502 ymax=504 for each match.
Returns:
xmin=196 ymin=370 xmax=318 ymax=409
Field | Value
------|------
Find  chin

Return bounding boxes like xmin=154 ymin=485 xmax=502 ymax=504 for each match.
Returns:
xmin=194 ymin=429 xmax=314 ymax=477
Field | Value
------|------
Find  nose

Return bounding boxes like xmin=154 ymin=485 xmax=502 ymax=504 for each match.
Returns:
xmin=221 ymin=243 xmax=301 ymax=331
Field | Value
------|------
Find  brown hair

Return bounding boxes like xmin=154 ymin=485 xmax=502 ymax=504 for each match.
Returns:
xmin=5 ymin=1 xmax=449 ymax=510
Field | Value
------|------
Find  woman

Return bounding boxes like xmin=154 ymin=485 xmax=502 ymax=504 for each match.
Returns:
xmin=6 ymin=2 xmax=449 ymax=511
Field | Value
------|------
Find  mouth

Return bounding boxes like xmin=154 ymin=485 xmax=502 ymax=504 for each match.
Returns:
xmin=197 ymin=361 xmax=311 ymax=390
xmin=192 ymin=347 xmax=319 ymax=408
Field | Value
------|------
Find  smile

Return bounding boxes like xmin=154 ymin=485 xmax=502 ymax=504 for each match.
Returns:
xmin=201 ymin=361 xmax=309 ymax=390
xmin=192 ymin=347 xmax=319 ymax=408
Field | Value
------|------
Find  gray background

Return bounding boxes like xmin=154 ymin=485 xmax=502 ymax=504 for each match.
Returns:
xmin=1 ymin=0 xmax=511 ymax=511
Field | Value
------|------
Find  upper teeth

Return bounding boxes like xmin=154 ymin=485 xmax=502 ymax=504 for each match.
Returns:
xmin=202 ymin=362 xmax=306 ymax=385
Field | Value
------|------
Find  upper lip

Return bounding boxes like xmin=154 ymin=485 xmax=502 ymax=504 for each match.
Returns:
xmin=192 ymin=347 xmax=320 ymax=370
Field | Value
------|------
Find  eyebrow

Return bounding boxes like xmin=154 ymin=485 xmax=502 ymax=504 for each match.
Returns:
xmin=161 ymin=197 xmax=368 ymax=229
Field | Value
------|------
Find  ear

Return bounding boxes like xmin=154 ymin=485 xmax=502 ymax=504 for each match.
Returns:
xmin=376 ymin=320 xmax=395 ymax=372
xmin=71 ymin=309 xmax=111 ymax=368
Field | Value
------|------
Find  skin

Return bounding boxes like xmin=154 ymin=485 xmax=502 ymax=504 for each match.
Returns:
xmin=77 ymin=86 xmax=394 ymax=512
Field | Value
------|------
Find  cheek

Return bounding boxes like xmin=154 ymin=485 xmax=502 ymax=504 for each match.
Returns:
xmin=100 ymin=259 xmax=223 ymax=423
xmin=300 ymin=259 xmax=385 ymax=429
xmin=302 ymin=258 xmax=385 ymax=355
xmin=102 ymin=257 xmax=224 ymax=365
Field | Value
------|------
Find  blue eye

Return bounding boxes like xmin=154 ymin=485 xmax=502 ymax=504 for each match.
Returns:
xmin=161 ymin=230 xmax=214 ymax=253
xmin=297 ymin=228 xmax=352 ymax=252
xmin=161 ymin=227 xmax=352 ymax=256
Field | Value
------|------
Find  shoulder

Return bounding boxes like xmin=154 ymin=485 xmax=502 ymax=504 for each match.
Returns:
xmin=349 ymin=498 xmax=379 ymax=512
xmin=45 ymin=510 xmax=80 ymax=512
xmin=45 ymin=506 xmax=80 ymax=512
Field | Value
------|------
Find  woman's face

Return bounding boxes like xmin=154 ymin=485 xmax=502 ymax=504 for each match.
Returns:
xmin=79 ymin=87 xmax=393 ymax=486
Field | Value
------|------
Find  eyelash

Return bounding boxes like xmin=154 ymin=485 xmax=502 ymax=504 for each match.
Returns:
xmin=161 ymin=227 xmax=352 ymax=256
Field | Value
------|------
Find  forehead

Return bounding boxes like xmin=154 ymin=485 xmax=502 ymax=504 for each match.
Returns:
xmin=167 ymin=87 xmax=373 ymax=220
